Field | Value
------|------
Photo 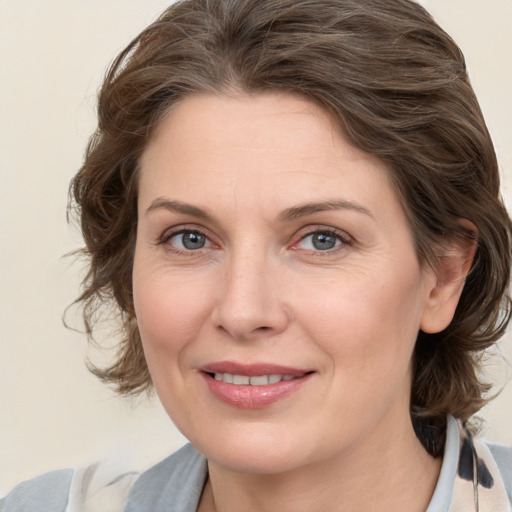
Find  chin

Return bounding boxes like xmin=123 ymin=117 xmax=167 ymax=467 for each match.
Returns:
xmin=190 ymin=426 xmax=317 ymax=475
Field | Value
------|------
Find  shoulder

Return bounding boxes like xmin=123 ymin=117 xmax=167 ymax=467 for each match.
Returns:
xmin=125 ymin=443 xmax=207 ymax=512
xmin=0 ymin=463 xmax=139 ymax=512
xmin=487 ymin=441 xmax=512 ymax=502
xmin=0 ymin=468 xmax=73 ymax=512
xmin=467 ymin=430 xmax=512 ymax=508
xmin=0 ymin=444 xmax=206 ymax=512
xmin=428 ymin=417 xmax=512 ymax=511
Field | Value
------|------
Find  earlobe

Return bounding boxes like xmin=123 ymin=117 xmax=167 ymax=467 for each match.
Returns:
xmin=420 ymin=221 xmax=477 ymax=334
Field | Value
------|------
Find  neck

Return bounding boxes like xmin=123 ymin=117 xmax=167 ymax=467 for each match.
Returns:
xmin=198 ymin=414 xmax=441 ymax=512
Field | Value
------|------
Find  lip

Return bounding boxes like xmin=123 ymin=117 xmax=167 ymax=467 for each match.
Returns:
xmin=199 ymin=361 xmax=314 ymax=409
xmin=201 ymin=361 xmax=310 ymax=377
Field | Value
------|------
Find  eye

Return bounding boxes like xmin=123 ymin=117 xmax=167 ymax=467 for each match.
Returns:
xmin=167 ymin=229 xmax=211 ymax=251
xmin=296 ymin=229 xmax=348 ymax=251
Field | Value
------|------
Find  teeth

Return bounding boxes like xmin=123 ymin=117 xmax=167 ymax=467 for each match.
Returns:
xmin=212 ymin=373 xmax=302 ymax=385
xmin=233 ymin=375 xmax=250 ymax=385
xmin=249 ymin=375 xmax=269 ymax=386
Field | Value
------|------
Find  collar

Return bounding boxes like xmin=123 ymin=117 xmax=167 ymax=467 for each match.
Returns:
xmin=427 ymin=416 xmax=511 ymax=511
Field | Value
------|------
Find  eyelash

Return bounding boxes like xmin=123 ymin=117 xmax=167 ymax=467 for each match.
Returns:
xmin=293 ymin=227 xmax=352 ymax=254
xmin=158 ymin=226 xmax=352 ymax=256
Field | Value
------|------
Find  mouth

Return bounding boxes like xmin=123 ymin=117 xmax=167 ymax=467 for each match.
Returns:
xmin=199 ymin=362 xmax=314 ymax=409
xmin=205 ymin=372 xmax=309 ymax=386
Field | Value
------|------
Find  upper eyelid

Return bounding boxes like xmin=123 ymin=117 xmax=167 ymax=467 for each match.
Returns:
xmin=160 ymin=224 xmax=213 ymax=241
xmin=157 ymin=218 xmax=234 ymax=246
xmin=295 ymin=225 xmax=352 ymax=242
xmin=300 ymin=227 xmax=349 ymax=238
xmin=167 ymin=228 xmax=210 ymax=241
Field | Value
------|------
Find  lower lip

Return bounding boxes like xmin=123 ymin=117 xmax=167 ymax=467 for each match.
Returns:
xmin=201 ymin=373 xmax=313 ymax=409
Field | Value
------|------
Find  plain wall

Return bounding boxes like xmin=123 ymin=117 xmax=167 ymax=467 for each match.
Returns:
xmin=1 ymin=0 xmax=511 ymax=495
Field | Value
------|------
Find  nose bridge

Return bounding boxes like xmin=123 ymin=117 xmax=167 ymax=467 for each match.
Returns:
xmin=213 ymin=240 xmax=288 ymax=340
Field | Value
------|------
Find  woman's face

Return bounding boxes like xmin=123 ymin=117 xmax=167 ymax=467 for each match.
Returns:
xmin=133 ymin=92 xmax=439 ymax=474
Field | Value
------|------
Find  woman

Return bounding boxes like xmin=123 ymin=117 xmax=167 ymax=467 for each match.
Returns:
xmin=2 ymin=0 xmax=511 ymax=510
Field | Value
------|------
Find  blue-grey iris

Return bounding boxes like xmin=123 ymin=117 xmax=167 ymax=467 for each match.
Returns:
xmin=182 ymin=231 xmax=206 ymax=250
xmin=312 ymin=232 xmax=337 ymax=250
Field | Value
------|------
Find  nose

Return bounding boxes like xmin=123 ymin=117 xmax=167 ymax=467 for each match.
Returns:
xmin=211 ymin=250 xmax=290 ymax=341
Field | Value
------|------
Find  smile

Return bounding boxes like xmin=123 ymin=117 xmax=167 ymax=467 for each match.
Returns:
xmin=200 ymin=363 xmax=314 ymax=409
xmin=212 ymin=373 xmax=304 ymax=385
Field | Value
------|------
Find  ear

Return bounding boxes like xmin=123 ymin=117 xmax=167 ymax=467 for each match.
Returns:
xmin=420 ymin=220 xmax=477 ymax=334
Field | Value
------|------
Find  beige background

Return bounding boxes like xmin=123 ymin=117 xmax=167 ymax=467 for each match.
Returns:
xmin=1 ymin=0 xmax=511 ymax=495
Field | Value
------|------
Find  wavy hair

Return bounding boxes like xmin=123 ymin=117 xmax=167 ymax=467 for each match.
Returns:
xmin=69 ymin=0 xmax=512 ymax=456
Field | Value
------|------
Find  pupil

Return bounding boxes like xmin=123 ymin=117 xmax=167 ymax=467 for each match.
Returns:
xmin=183 ymin=231 xmax=205 ymax=250
xmin=313 ymin=232 xmax=336 ymax=250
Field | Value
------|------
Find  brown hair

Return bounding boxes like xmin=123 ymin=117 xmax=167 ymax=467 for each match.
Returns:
xmin=70 ymin=0 xmax=512 ymax=456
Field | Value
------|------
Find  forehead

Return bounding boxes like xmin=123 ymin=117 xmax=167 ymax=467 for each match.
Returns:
xmin=138 ymin=92 xmax=401 ymax=222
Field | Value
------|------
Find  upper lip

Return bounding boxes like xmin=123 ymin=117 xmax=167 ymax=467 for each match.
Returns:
xmin=200 ymin=361 xmax=312 ymax=376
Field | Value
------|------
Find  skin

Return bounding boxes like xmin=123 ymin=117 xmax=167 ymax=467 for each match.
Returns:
xmin=133 ymin=92 xmax=472 ymax=512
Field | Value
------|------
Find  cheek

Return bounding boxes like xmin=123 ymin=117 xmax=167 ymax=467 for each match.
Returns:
xmin=297 ymin=267 xmax=425 ymax=377
xmin=132 ymin=266 xmax=212 ymax=367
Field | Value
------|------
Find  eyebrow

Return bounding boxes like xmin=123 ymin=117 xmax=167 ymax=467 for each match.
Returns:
xmin=145 ymin=197 xmax=218 ymax=223
xmin=145 ymin=197 xmax=373 ymax=223
xmin=277 ymin=200 xmax=373 ymax=222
